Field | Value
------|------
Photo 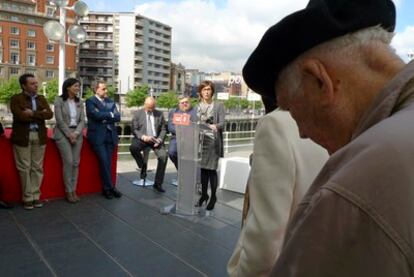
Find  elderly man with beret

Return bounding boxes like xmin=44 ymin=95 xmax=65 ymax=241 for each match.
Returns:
xmin=240 ymin=0 xmax=414 ymax=276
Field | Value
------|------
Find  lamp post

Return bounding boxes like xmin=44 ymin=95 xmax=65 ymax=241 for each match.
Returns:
xmin=43 ymin=0 xmax=89 ymax=95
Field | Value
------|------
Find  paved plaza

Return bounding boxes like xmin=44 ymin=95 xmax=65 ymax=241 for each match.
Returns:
xmin=0 ymin=150 xmax=250 ymax=276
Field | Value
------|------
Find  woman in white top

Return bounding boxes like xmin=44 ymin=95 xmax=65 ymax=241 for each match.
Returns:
xmin=53 ymin=78 xmax=85 ymax=203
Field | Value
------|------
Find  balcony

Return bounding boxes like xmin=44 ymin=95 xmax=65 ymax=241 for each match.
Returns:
xmin=78 ymin=61 xmax=114 ymax=68
xmin=79 ymin=54 xmax=114 ymax=59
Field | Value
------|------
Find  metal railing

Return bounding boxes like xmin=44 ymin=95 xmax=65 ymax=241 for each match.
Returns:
xmin=117 ymin=130 xmax=255 ymax=156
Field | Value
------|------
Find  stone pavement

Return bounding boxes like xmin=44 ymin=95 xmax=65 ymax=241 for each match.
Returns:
xmin=0 ymin=149 xmax=252 ymax=276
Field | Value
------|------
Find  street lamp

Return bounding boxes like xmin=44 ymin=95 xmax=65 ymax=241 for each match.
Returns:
xmin=43 ymin=0 xmax=89 ymax=95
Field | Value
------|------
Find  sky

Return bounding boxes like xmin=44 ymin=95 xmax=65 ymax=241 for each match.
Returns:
xmin=86 ymin=0 xmax=414 ymax=72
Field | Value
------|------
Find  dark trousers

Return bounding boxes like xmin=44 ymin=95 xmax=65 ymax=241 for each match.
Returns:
xmin=129 ymin=137 xmax=167 ymax=186
xmin=200 ymin=168 xmax=218 ymax=198
xmin=90 ymin=131 xmax=115 ymax=191
xmin=168 ymin=137 xmax=178 ymax=169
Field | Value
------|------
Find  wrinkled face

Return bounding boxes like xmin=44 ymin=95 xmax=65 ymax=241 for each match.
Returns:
xmin=200 ymin=86 xmax=213 ymax=101
xmin=22 ymin=77 xmax=38 ymax=94
xmin=277 ymin=78 xmax=332 ymax=152
xmin=95 ymin=83 xmax=107 ymax=98
xmin=68 ymin=82 xmax=80 ymax=97
xmin=178 ymin=98 xmax=191 ymax=112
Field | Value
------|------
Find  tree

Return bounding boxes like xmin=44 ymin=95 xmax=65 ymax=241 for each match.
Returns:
xmin=107 ymin=85 xmax=116 ymax=99
xmin=223 ymin=97 xmax=239 ymax=110
xmin=45 ymin=79 xmax=59 ymax=104
xmin=0 ymin=77 xmax=20 ymax=104
xmin=239 ymin=98 xmax=249 ymax=110
xmin=125 ymin=85 xmax=148 ymax=107
xmin=156 ymin=91 xmax=178 ymax=110
xmin=249 ymin=100 xmax=263 ymax=111
xmin=82 ymin=87 xmax=94 ymax=100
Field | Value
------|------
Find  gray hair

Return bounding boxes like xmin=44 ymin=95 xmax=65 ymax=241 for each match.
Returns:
xmin=276 ymin=26 xmax=395 ymax=97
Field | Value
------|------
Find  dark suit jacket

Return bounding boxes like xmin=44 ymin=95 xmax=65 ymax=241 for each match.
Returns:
xmin=10 ymin=92 xmax=53 ymax=146
xmin=132 ymin=109 xmax=166 ymax=142
xmin=85 ymin=96 xmax=120 ymax=145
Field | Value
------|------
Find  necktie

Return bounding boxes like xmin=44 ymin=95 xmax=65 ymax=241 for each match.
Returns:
xmin=147 ymin=112 xmax=155 ymax=137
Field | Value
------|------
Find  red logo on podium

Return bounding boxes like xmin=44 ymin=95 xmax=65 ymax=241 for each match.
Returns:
xmin=172 ymin=113 xmax=191 ymax=126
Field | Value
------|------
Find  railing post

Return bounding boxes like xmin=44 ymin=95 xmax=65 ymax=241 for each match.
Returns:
xmin=225 ymin=132 xmax=229 ymax=154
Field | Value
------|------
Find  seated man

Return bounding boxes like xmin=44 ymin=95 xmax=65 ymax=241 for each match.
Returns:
xmin=0 ymin=122 xmax=13 ymax=209
xmin=167 ymin=96 xmax=197 ymax=169
xmin=129 ymin=97 xmax=167 ymax=193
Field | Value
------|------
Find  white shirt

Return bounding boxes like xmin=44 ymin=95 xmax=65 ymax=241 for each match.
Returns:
xmin=146 ymin=111 xmax=156 ymax=136
xmin=68 ymin=99 xmax=77 ymax=126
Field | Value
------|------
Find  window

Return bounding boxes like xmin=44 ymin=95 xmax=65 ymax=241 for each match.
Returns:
xmin=0 ymin=67 xmax=3 ymax=75
xmin=10 ymin=39 xmax=19 ymax=48
xmin=10 ymin=52 xmax=19 ymax=64
xmin=27 ymin=41 xmax=36 ymax=49
xmin=10 ymin=26 xmax=19 ymax=35
xmin=26 ymin=69 xmax=36 ymax=75
xmin=0 ymin=26 xmax=2 ymax=33
xmin=27 ymin=54 xmax=36 ymax=65
xmin=46 ymin=70 xmax=54 ymax=78
xmin=27 ymin=18 xmax=35 ymax=24
xmin=0 ymin=50 xmax=2 ymax=62
xmin=0 ymin=39 xmax=2 ymax=47
xmin=10 ymin=67 xmax=19 ymax=75
xmin=27 ymin=30 xmax=36 ymax=37
xmin=46 ymin=56 xmax=54 ymax=64
xmin=46 ymin=7 xmax=55 ymax=17
xmin=10 ymin=16 xmax=19 ymax=22
xmin=46 ymin=43 xmax=54 ymax=51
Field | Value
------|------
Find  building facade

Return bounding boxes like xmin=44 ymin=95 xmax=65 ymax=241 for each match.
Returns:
xmin=170 ymin=62 xmax=185 ymax=95
xmin=0 ymin=0 xmax=77 ymax=83
xmin=79 ymin=12 xmax=172 ymax=96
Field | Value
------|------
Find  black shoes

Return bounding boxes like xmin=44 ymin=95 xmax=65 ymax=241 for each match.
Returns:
xmin=0 ymin=200 xmax=13 ymax=209
xmin=206 ymin=196 xmax=217 ymax=211
xmin=110 ymin=188 xmax=122 ymax=198
xmin=140 ymin=163 xmax=147 ymax=179
xmin=196 ymin=195 xmax=209 ymax=207
xmin=102 ymin=188 xmax=122 ymax=199
xmin=102 ymin=190 xmax=114 ymax=199
xmin=153 ymin=184 xmax=165 ymax=193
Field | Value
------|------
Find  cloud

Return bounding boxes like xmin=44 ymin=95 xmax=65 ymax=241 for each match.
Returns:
xmin=135 ymin=0 xmax=308 ymax=72
xmin=392 ymin=26 xmax=414 ymax=61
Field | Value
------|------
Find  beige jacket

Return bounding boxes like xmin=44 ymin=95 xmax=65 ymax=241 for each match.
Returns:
xmin=271 ymin=62 xmax=414 ymax=276
xmin=53 ymin=96 xmax=85 ymax=140
xmin=227 ymin=111 xmax=328 ymax=277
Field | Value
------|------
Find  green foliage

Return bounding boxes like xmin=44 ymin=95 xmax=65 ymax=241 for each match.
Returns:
xmin=190 ymin=97 xmax=198 ymax=108
xmin=239 ymin=98 xmax=249 ymax=109
xmin=45 ymin=79 xmax=59 ymax=104
xmin=249 ymin=100 xmax=263 ymax=110
xmin=156 ymin=91 xmax=178 ymax=110
xmin=82 ymin=87 xmax=94 ymax=99
xmin=125 ymin=85 xmax=148 ymax=107
xmin=0 ymin=77 xmax=20 ymax=104
xmin=107 ymin=85 xmax=116 ymax=99
xmin=223 ymin=97 xmax=239 ymax=110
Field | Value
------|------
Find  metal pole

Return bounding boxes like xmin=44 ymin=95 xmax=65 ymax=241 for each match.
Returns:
xmin=58 ymin=6 xmax=66 ymax=95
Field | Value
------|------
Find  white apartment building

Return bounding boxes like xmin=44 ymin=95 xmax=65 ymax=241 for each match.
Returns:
xmin=79 ymin=12 xmax=172 ymax=96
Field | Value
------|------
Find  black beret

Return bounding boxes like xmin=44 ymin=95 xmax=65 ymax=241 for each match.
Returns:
xmin=243 ymin=0 xmax=396 ymax=113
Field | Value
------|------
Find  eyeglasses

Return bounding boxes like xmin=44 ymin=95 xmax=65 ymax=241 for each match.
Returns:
xmin=179 ymin=101 xmax=189 ymax=104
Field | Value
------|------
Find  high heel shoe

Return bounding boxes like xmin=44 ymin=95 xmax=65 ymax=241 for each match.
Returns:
xmin=206 ymin=196 xmax=216 ymax=210
xmin=196 ymin=195 xmax=209 ymax=207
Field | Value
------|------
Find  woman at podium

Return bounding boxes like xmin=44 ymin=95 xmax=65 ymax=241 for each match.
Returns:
xmin=196 ymin=81 xmax=225 ymax=210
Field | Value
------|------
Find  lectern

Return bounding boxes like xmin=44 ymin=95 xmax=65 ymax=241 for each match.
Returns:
xmin=161 ymin=113 xmax=200 ymax=215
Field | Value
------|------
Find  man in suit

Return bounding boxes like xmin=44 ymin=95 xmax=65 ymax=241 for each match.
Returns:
xmin=10 ymin=73 xmax=53 ymax=210
xmin=167 ymin=96 xmax=197 ymax=169
xmin=0 ymin=122 xmax=13 ymax=209
xmin=227 ymin=110 xmax=328 ymax=276
xmin=86 ymin=80 xmax=122 ymax=199
xmin=129 ymin=97 xmax=167 ymax=193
